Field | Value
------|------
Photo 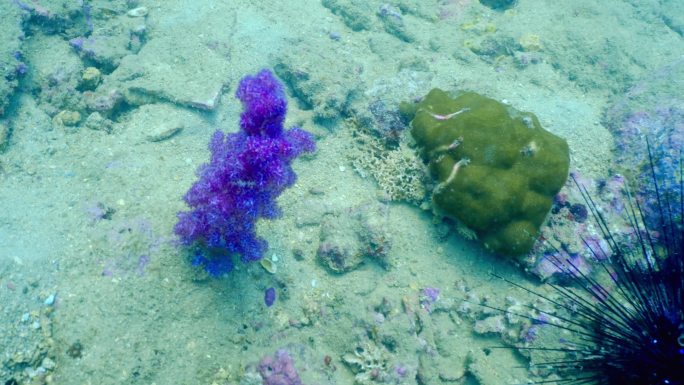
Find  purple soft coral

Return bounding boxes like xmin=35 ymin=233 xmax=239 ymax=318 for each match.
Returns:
xmin=174 ymin=69 xmax=315 ymax=276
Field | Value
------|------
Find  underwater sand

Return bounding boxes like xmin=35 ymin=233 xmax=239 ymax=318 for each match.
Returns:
xmin=1 ymin=0 xmax=683 ymax=384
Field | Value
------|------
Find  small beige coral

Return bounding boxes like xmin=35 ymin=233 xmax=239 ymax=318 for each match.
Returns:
xmin=347 ymin=119 xmax=428 ymax=204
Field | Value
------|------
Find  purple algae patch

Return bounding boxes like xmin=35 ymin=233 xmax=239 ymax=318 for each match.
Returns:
xmin=264 ymin=287 xmax=276 ymax=307
xmin=258 ymin=349 xmax=303 ymax=385
xmin=420 ymin=287 xmax=440 ymax=312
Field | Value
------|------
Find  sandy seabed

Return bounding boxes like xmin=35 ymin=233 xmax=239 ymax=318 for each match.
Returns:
xmin=1 ymin=0 xmax=683 ymax=384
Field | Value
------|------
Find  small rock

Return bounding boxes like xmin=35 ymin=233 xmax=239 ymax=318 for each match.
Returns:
xmin=131 ymin=24 xmax=147 ymax=36
xmin=317 ymin=240 xmax=361 ymax=273
xmin=10 ymin=352 xmax=26 ymax=365
xmin=80 ymin=67 xmax=102 ymax=90
xmin=292 ymin=248 xmax=305 ymax=261
xmin=308 ymin=187 xmax=325 ymax=195
xmin=127 ymin=7 xmax=148 ymax=17
xmin=42 ymin=357 xmax=56 ymax=370
xmin=84 ymin=89 xmax=124 ymax=116
xmin=317 ymin=202 xmax=391 ymax=273
xmin=145 ymin=122 xmax=183 ymax=142
xmin=0 ymin=122 xmax=9 ymax=150
xmin=377 ymin=4 xmax=414 ymax=43
xmin=129 ymin=25 xmax=147 ymax=53
xmin=259 ymin=258 xmax=277 ymax=274
xmin=110 ymin=33 xmax=230 ymax=111
xmin=294 ymin=199 xmax=332 ymax=227
xmin=52 ymin=110 xmax=81 ymax=127
xmin=467 ymin=349 xmax=519 ymax=385
xmin=44 ymin=293 xmax=56 ymax=306
xmin=84 ymin=112 xmax=113 ymax=133
xmin=473 ymin=315 xmax=506 ymax=335
xmin=127 ymin=103 xmax=199 ymax=142
xmin=519 ymin=33 xmax=542 ymax=52
xmin=187 ymin=89 xmax=222 ymax=110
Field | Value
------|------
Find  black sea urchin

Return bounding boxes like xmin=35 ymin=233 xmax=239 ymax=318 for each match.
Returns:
xmin=500 ymin=145 xmax=684 ymax=385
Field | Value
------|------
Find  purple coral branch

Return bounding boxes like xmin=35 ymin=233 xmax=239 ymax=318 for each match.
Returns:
xmin=174 ymin=69 xmax=315 ymax=276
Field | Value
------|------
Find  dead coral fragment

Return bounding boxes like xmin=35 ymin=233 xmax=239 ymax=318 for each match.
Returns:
xmin=342 ymin=342 xmax=391 ymax=385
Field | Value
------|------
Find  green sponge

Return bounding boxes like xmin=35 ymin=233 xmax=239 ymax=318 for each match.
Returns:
xmin=406 ymin=89 xmax=569 ymax=256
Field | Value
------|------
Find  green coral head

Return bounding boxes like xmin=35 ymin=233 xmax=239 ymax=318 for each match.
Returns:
xmin=408 ymin=88 xmax=570 ymax=256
